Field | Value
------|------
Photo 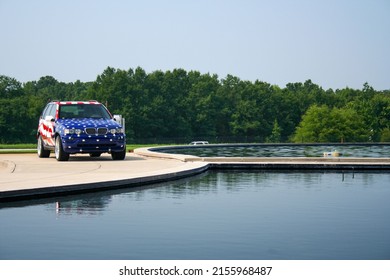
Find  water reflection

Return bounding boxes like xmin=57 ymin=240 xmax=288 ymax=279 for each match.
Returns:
xmin=34 ymin=170 xmax=383 ymax=217
xmin=54 ymin=196 xmax=112 ymax=216
xmin=27 ymin=173 xmax=212 ymax=217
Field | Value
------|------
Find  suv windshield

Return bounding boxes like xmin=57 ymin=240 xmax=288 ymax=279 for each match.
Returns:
xmin=58 ymin=104 xmax=111 ymax=119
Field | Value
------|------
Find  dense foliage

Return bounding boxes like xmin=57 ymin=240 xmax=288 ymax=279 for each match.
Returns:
xmin=1 ymin=67 xmax=389 ymax=144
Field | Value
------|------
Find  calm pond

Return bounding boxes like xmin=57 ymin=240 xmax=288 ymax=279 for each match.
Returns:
xmin=158 ymin=144 xmax=390 ymax=157
xmin=1 ymin=170 xmax=389 ymax=260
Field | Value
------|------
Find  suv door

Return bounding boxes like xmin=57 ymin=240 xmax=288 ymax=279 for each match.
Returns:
xmin=40 ymin=104 xmax=57 ymax=146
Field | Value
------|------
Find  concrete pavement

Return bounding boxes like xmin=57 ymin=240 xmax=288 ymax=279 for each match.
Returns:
xmin=0 ymin=152 xmax=208 ymax=201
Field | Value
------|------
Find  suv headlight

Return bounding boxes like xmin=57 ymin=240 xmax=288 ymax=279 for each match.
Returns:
xmin=110 ymin=128 xmax=123 ymax=134
xmin=64 ymin=128 xmax=82 ymax=135
xmin=64 ymin=128 xmax=74 ymax=135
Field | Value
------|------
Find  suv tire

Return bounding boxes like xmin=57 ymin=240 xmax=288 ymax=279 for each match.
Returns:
xmin=55 ymin=136 xmax=70 ymax=161
xmin=37 ymin=135 xmax=50 ymax=158
xmin=111 ymin=146 xmax=126 ymax=160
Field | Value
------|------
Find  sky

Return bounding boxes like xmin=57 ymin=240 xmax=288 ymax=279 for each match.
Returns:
xmin=1 ymin=0 xmax=389 ymax=90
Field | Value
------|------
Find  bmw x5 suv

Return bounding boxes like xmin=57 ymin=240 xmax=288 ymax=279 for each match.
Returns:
xmin=37 ymin=101 xmax=126 ymax=161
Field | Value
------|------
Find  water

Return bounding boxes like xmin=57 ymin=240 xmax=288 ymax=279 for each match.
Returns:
xmin=159 ymin=144 xmax=390 ymax=157
xmin=1 ymin=171 xmax=389 ymax=260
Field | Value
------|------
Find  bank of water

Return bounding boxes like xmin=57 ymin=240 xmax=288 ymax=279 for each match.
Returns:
xmin=1 ymin=170 xmax=389 ymax=260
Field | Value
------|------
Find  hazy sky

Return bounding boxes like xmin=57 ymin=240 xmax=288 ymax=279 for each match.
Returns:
xmin=1 ymin=0 xmax=389 ymax=90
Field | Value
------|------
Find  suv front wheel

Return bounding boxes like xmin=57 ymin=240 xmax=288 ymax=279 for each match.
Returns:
xmin=55 ymin=136 xmax=70 ymax=161
xmin=111 ymin=146 xmax=126 ymax=160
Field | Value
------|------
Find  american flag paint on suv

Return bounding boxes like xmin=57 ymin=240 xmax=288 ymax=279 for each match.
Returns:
xmin=37 ymin=101 xmax=126 ymax=161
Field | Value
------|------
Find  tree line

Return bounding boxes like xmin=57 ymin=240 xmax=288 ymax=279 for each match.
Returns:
xmin=0 ymin=67 xmax=389 ymax=144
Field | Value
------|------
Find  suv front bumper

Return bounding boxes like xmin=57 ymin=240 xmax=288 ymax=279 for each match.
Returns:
xmin=61 ymin=134 xmax=126 ymax=154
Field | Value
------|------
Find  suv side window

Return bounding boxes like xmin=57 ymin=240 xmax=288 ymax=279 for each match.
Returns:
xmin=42 ymin=104 xmax=56 ymax=120
xmin=41 ymin=104 xmax=51 ymax=118
xmin=47 ymin=104 xmax=56 ymax=119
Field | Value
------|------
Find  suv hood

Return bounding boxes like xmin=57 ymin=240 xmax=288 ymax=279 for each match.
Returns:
xmin=57 ymin=118 xmax=122 ymax=129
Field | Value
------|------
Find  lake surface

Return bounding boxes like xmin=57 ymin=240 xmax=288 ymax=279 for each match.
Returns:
xmin=159 ymin=144 xmax=390 ymax=157
xmin=1 ymin=170 xmax=389 ymax=260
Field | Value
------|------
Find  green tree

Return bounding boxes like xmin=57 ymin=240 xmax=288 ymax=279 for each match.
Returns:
xmin=0 ymin=76 xmax=31 ymax=143
xmin=292 ymin=105 xmax=330 ymax=142
xmin=0 ymin=75 xmax=23 ymax=98
xmin=293 ymin=105 xmax=369 ymax=143
xmin=380 ymin=128 xmax=390 ymax=142
xmin=186 ymin=71 xmax=219 ymax=139
xmin=266 ymin=119 xmax=282 ymax=143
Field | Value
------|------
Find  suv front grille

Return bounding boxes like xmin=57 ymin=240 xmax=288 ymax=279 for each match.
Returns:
xmin=85 ymin=128 xmax=96 ymax=135
xmin=85 ymin=127 xmax=108 ymax=135
xmin=97 ymin=127 xmax=108 ymax=135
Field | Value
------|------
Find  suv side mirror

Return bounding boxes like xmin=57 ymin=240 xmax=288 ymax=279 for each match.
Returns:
xmin=45 ymin=115 xmax=55 ymax=122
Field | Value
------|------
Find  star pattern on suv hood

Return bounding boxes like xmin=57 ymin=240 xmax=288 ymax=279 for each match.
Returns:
xmin=57 ymin=118 xmax=121 ymax=129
